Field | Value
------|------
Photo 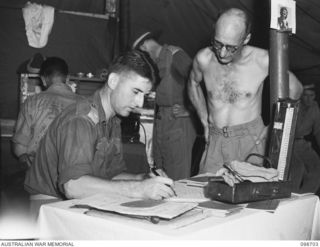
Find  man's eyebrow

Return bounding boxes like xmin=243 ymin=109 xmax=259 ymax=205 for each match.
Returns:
xmin=133 ymin=88 xmax=143 ymax=93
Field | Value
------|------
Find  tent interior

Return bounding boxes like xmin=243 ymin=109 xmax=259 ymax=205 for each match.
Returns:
xmin=1 ymin=0 xmax=320 ymax=119
xmin=1 ymin=0 xmax=320 ymax=223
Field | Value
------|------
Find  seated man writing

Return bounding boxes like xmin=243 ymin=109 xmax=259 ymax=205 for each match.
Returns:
xmin=25 ymin=50 xmax=175 ymax=206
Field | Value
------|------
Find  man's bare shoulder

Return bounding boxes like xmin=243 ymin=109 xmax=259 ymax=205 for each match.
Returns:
xmin=195 ymin=47 xmax=213 ymax=66
xmin=245 ymin=45 xmax=269 ymax=69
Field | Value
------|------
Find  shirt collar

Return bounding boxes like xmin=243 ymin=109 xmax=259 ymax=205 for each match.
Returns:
xmin=91 ymin=90 xmax=107 ymax=123
xmin=46 ymin=82 xmax=73 ymax=94
xmin=155 ymin=44 xmax=167 ymax=65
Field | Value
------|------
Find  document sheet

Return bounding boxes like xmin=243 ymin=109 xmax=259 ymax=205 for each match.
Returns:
xmin=74 ymin=193 xmax=198 ymax=220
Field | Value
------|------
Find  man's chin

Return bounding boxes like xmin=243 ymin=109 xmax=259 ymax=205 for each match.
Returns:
xmin=218 ymin=58 xmax=232 ymax=65
xmin=119 ymin=109 xmax=131 ymax=117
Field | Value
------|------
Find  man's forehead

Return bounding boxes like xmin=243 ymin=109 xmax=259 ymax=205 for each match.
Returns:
xmin=119 ymin=71 xmax=151 ymax=89
xmin=215 ymin=16 xmax=246 ymax=36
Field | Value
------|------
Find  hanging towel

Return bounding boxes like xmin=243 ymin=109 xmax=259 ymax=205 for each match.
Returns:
xmin=22 ymin=2 xmax=55 ymax=48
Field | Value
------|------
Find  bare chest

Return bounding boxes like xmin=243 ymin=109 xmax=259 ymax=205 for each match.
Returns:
xmin=204 ymin=62 xmax=266 ymax=104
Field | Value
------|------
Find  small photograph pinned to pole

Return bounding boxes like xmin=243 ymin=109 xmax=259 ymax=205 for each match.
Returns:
xmin=270 ymin=0 xmax=296 ymax=34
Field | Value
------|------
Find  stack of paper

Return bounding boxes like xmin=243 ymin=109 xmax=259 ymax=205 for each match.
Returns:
xmin=74 ymin=193 xmax=198 ymax=220
xmin=86 ymin=207 xmax=211 ymax=229
xmin=197 ymin=201 xmax=243 ymax=217
xmin=179 ymin=176 xmax=211 ymax=187
xmin=165 ymin=182 xmax=209 ymax=203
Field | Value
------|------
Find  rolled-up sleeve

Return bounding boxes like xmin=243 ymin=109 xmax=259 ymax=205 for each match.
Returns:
xmin=171 ymin=50 xmax=192 ymax=82
xmin=56 ymin=117 xmax=96 ymax=191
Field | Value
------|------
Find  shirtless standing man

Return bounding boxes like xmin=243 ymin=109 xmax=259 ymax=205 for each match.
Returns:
xmin=188 ymin=8 xmax=303 ymax=174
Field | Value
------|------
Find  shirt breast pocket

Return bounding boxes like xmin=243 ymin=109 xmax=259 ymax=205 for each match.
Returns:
xmin=93 ymin=137 xmax=122 ymax=178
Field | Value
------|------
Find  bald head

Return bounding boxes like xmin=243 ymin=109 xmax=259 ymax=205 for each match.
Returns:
xmin=215 ymin=8 xmax=251 ymax=42
xmin=212 ymin=8 xmax=252 ymax=64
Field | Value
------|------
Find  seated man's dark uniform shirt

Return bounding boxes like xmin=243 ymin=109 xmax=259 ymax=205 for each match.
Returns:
xmin=25 ymin=91 xmax=126 ymax=198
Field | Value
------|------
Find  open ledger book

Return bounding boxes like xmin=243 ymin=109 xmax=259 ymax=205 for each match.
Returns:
xmin=74 ymin=193 xmax=198 ymax=220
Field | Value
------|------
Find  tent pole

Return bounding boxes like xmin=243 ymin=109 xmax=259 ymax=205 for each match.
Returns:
xmin=269 ymin=29 xmax=289 ymax=117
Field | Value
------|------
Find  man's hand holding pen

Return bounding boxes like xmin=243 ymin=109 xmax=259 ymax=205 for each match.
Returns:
xmin=138 ymin=167 xmax=177 ymax=200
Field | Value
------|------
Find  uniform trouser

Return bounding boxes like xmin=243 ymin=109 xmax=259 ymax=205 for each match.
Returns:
xmin=153 ymin=107 xmax=197 ymax=180
xmin=199 ymin=116 xmax=266 ymax=174
xmin=290 ymin=139 xmax=320 ymax=193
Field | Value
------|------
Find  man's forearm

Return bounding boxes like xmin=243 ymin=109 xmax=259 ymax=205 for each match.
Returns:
xmin=63 ymin=175 xmax=145 ymax=199
xmin=112 ymin=172 xmax=145 ymax=181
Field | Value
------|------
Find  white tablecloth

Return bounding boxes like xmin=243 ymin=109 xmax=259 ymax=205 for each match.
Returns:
xmin=38 ymin=194 xmax=320 ymax=240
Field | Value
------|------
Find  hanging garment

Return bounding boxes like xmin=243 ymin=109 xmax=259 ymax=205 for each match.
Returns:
xmin=22 ymin=2 xmax=55 ymax=48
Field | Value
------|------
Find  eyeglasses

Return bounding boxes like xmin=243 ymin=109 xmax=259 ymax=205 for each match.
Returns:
xmin=211 ymin=39 xmax=240 ymax=54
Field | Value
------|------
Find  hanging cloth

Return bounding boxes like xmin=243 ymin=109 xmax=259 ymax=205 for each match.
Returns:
xmin=22 ymin=2 xmax=55 ymax=48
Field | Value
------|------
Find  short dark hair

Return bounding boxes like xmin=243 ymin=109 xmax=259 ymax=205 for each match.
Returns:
xmin=40 ymin=57 xmax=68 ymax=79
xmin=107 ymin=50 xmax=157 ymax=85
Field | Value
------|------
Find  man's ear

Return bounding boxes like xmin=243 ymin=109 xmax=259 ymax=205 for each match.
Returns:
xmin=243 ymin=33 xmax=251 ymax=45
xmin=41 ymin=76 xmax=47 ymax=87
xmin=107 ymin=72 xmax=119 ymax=90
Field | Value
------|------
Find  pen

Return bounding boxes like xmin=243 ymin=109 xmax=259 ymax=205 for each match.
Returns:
xmin=150 ymin=167 xmax=177 ymax=197
xmin=223 ymin=163 xmax=244 ymax=182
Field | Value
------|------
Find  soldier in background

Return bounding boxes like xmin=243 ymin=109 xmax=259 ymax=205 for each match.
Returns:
xmin=290 ymin=84 xmax=320 ymax=193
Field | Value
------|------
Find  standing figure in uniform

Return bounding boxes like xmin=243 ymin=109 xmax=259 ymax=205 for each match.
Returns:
xmin=131 ymin=30 xmax=197 ymax=180
xmin=290 ymin=84 xmax=320 ymax=193
xmin=13 ymin=57 xmax=82 ymax=168
xmin=188 ymin=8 xmax=302 ymax=174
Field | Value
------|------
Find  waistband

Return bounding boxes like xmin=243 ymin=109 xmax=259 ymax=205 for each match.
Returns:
xmin=156 ymin=105 xmax=188 ymax=119
xmin=209 ymin=116 xmax=263 ymax=138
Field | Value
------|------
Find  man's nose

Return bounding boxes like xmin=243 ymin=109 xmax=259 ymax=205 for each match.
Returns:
xmin=135 ymin=94 xmax=144 ymax=108
xmin=219 ymin=46 xmax=228 ymax=58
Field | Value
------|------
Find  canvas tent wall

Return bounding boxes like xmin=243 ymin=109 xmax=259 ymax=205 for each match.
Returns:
xmin=125 ymin=0 xmax=320 ymax=95
xmin=0 ymin=0 xmax=116 ymax=119
xmin=1 ymin=0 xmax=320 ymax=120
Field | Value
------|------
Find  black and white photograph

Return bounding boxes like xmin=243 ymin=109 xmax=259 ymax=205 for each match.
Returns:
xmin=270 ymin=0 xmax=296 ymax=33
xmin=0 ymin=0 xmax=319 ymax=245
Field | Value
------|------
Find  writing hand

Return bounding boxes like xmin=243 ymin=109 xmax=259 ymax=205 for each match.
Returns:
xmin=150 ymin=168 xmax=177 ymax=197
xmin=140 ymin=176 xmax=175 ymax=200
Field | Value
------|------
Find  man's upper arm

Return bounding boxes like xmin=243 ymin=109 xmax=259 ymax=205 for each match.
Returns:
xmin=171 ymin=50 xmax=192 ymax=79
xmin=12 ymin=99 xmax=33 ymax=147
xmin=288 ymin=72 xmax=303 ymax=100
xmin=189 ymin=54 xmax=204 ymax=86
xmin=57 ymin=117 xmax=96 ymax=193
